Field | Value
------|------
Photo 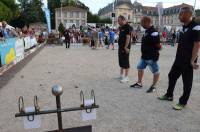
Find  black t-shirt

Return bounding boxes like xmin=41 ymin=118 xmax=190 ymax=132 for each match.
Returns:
xmin=141 ymin=26 xmax=161 ymax=61
xmin=118 ymin=24 xmax=132 ymax=51
xmin=175 ymin=20 xmax=200 ymax=64
xmin=64 ymin=31 xmax=70 ymax=40
xmin=0 ymin=30 xmax=3 ymax=37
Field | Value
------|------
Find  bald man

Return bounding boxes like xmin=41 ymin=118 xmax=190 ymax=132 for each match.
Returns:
xmin=158 ymin=7 xmax=200 ymax=110
xmin=130 ymin=16 xmax=161 ymax=93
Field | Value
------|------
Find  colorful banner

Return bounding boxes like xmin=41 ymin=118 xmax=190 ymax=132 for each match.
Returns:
xmin=0 ymin=38 xmax=16 ymax=65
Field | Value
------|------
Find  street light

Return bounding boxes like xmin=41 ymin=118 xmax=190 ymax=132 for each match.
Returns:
xmin=61 ymin=0 xmax=63 ymax=23
xmin=112 ymin=0 xmax=115 ymax=28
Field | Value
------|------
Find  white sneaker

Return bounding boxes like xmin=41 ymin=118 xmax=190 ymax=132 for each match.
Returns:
xmin=120 ymin=77 xmax=129 ymax=83
xmin=119 ymin=75 xmax=124 ymax=80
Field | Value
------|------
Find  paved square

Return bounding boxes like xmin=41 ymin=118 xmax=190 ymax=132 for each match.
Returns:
xmin=0 ymin=44 xmax=199 ymax=132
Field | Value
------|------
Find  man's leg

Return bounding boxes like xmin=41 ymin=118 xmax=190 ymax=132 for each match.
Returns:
xmin=179 ymin=65 xmax=193 ymax=105
xmin=153 ymin=73 xmax=159 ymax=86
xmin=138 ymin=70 xmax=144 ymax=84
xmin=68 ymin=42 xmax=70 ymax=48
xmin=65 ymin=41 xmax=68 ymax=48
xmin=112 ymin=43 xmax=115 ymax=50
xmin=166 ymin=63 xmax=182 ymax=97
xmin=125 ymin=68 xmax=129 ymax=77
xmin=120 ymin=68 xmax=124 ymax=78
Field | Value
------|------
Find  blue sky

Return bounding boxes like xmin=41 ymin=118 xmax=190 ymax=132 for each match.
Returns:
xmin=78 ymin=0 xmax=200 ymax=13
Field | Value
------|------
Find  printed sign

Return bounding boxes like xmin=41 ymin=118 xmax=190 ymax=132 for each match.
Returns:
xmin=81 ymin=99 xmax=97 ymax=121
xmin=0 ymin=38 xmax=16 ymax=65
xmin=23 ymin=107 xmax=41 ymax=129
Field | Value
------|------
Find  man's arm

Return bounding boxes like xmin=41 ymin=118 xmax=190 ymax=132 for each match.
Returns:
xmin=191 ymin=41 xmax=200 ymax=69
xmin=125 ymin=34 xmax=130 ymax=49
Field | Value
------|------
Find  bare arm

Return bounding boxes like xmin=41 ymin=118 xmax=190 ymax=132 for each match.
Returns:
xmin=191 ymin=41 xmax=200 ymax=69
xmin=124 ymin=34 xmax=131 ymax=53
xmin=124 ymin=34 xmax=130 ymax=49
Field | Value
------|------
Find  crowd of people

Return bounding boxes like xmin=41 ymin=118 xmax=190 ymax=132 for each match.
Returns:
xmin=0 ymin=21 xmax=46 ymax=43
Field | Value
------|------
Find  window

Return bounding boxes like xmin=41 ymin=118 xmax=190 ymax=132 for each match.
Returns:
xmin=70 ymin=12 xmax=73 ymax=18
xmin=57 ymin=19 xmax=61 ymax=24
xmin=82 ymin=20 xmax=85 ymax=25
xmin=82 ymin=12 xmax=85 ymax=18
xmin=77 ymin=12 xmax=79 ymax=18
xmin=128 ymin=14 xmax=130 ymax=20
xmin=64 ymin=20 xmax=67 ymax=26
xmin=70 ymin=20 xmax=73 ymax=23
xmin=76 ymin=20 xmax=79 ymax=26
xmin=64 ymin=11 xmax=68 ymax=17
xmin=57 ymin=11 xmax=61 ymax=17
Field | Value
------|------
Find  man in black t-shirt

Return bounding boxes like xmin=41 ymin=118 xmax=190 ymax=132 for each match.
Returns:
xmin=130 ymin=16 xmax=161 ymax=93
xmin=158 ymin=7 xmax=200 ymax=110
xmin=118 ymin=15 xmax=132 ymax=83
xmin=64 ymin=29 xmax=70 ymax=48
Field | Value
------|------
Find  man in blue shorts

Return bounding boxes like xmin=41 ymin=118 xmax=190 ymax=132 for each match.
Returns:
xmin=130 ymin=16 xmax=161 ymax=93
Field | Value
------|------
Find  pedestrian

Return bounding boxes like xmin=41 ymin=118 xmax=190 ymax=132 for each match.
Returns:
xmin=158 ymin=7 xmax=200 ymax=110
xmin=107 ymin=29 xmax=115 ymax=50
xmin=64 ymin=29 xmax=70 ymax=48
xmin=130 ymin=16 xmax=161 ymax=93
xmin=98 ymin=29 xmax=104 ymax=47
xmin=172 ymin=31 xmax=176 ymax=47
xmin=117 ymin=15 xmax=132 ymax=83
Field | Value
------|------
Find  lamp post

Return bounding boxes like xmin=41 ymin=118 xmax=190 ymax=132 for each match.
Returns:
xmin=61 ymin=0 xmax=63 ymax=24
xmin=193 ymin=0 xmax=197 ymax=15
xmin=113 ymin=0 xmax=115 ymax=28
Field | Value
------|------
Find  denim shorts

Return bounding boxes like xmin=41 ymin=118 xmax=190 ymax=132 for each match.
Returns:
xmin=137 ymin=58 xmax=159 ymax=74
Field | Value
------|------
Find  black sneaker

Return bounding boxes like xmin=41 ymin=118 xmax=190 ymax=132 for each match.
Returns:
xmin=130 ymin=83 xmax=142 ymax=88
xmin=146 ymin=86 xmax=156 ymax=93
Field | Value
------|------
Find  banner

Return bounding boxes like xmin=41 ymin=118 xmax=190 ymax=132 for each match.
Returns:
xmin=15 ymin=38 xmax=25 ymax=63
xmin=0 ymin=38 xmax=16 ymax=65
xmin=30 ymin=37 xmax=37 ymax=47
xmin=44 ymin=8 xmax=51 ymax=33
xmin=24 ymin=37 xmax=31 ymax=50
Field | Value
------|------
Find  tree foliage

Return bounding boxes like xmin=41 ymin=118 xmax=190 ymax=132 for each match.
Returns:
xmin=87 ymin=11 xmax=112 ymax=24
xmin=18 ymin=0 xmax=46 ymax=25
xmin=0 ymin=0 xmax=19 ymax=22
xmin=58 ymin=22 xmax=65 ymax=34
xmin=195 ymin=9 xmax=200 ymax=17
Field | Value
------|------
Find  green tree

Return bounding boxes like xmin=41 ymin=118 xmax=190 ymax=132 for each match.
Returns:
xmin=18 ymin=0 xmax=46 ymax=25
xmin=48 ymin=0 xmax=61 ymax=29
xmin=0 ymin=0 xmax=19 ymax=22
xmin=58 ymin=22 xmax=65 ymax=34
xmin=195 ymin=9 xmax=200 ymax=17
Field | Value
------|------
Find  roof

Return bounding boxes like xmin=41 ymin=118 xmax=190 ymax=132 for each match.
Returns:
xmin=98 ymin=0 xmax=133 ymax=15
xmin=55 ymin=6 xmax=88 ymax=12
xmin=163 ymin=3 xmax=193 ymax=15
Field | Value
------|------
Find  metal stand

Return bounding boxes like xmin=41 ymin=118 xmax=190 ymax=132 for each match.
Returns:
xmin=15 ymin=85 xmax=99 ymax=132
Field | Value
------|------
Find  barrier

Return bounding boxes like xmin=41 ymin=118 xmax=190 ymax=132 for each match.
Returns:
xmin=0 ymin=38 xmax=16 ymax=65
xmin=15 ymin=38 xmax=25 ymax=63
xmin=24 ymin=37 xmax=31 ymax=50
xmin=0 ymin=36 xmax=40 ymax=68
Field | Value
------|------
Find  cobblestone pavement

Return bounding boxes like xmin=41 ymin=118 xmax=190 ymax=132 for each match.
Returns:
xmin=0 ymin=44 xmax=199 ymax=132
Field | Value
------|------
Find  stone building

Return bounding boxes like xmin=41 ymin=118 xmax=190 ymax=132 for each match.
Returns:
xmin=55 ymin=6 xmax=87 ymax=30
xmin=98 ymin=0 xmax=193 ymax=28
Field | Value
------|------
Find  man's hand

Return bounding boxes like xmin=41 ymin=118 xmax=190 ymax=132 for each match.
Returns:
xmin=124 ymin=47 xmax=130 ymax=54
xmin=191 ymin=61 xmax=199 ymax=70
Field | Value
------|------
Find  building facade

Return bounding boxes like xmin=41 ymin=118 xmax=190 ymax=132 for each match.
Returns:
xmin=98 ymin=0 xmax=193 ymax=28
xmin=55 ymin=6 xmax=87 ymax=30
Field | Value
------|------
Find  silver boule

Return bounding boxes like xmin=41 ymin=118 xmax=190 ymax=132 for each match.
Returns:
xmin=52 ymin=85 xmax=63 ymax=96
